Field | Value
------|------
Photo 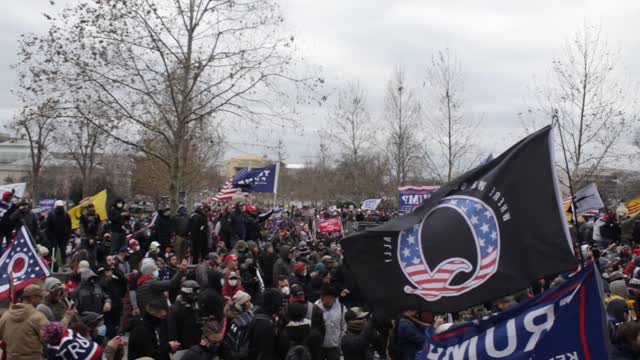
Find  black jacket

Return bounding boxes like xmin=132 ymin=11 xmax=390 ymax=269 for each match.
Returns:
xmin=137 ymin=270 xmax=184 ymax=316
xmin=108 ymin=206 xmax=125 ymax=233
xmin=101 ymin=268 xmax=127 ymax=312
xmin=72 ymin=273 xmax=111 ymax=314
xmin=341 ymin=320 xmax=378 ymax=360
xmin=168 ymin=299 xmax=201 ymax=351
xmin=174 ymin=214 xmax=190 ymax=237
xmin=277 ymin=322 xmax=322 ymax=360
xmin=190 ymin=210 xmax=209 ymax=245
xmin=181 ymin=343 xmax=227 ymax=360
xmin=128 ymin=313 xmax=171 ymax=360
xmin=199 ymin=269 xmax=225 ymax=321
xmin=154 ymin=212 xmax=174 ymax=246
xmin=259 ymin=252 xmax=278 ymax=287
xmin=45 ymin=209 xmax=71 ymax=244
xmin=248 ymin=290 xmax=283 ymax=360
xmin=10 ymin=207 xmax=38 ymax=239
xmin=79 ymin=212 xmax=101 ymax=239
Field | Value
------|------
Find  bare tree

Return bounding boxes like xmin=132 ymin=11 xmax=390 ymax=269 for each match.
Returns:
xmin=53 ymin=115 xmax=112 ymax=198
xmin=423 ymin=49 xmax=480 ymax=182
xmin=384 ymin=68 xmax=422 ymax=188
xmin=18 ymin=0 xmax=321 ymax=210
xmin=317 ymin=129 xmax=331 ymax=172
xmin=329 ymin=82 xmax=373 ymax=164
xmin=523 ymin=23 xmax=635 ymax=188
xmin=9 ymin=99 xmax=58 ymax=201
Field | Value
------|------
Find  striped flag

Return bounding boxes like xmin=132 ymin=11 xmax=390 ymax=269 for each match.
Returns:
xmin=627 ymin=196 xmax=640 ymax=217
xmin=209 ymin=178 xmax=249 ymax=202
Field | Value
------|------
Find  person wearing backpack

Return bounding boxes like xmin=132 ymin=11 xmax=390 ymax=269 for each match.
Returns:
xmin=277 ymin=302 xmax=322 ymax=360
xmin=223 ymin=290 xmax=256 ymax=358
xmin=182 ymin=318 xmax=228 ymax=360
xmin=315 ymin=285 xmax=346 ymax=360
xmin=247 ymin=288 xmax=284 ymax=360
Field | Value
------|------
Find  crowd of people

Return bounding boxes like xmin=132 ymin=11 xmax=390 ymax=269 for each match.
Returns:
xmin=0 ymin=190 xmax=639 ymax=359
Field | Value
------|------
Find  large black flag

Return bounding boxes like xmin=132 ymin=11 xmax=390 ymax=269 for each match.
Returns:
xmin=342 ymin=126 xmax=577 ymax=314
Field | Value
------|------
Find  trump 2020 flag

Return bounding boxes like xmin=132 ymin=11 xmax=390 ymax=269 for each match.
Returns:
xmin=0 ymin=226 xmax=50 ymax=299
xmin=418 ymin=264 xmax=608 ymax=359
xmin=571 ymin=183 xmax=605 ymax=217
xmin=232 ymin=164 xmax=279 ymax=193
xmin=342 ymin=126 xmax=577 ymax=313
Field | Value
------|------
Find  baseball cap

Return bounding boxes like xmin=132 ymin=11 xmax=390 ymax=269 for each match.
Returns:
xmin=54 ymin=200 xmax=65 ymax=207
xmin=345 ymin=307 xmax=369 ymax=322
xmin=149 ymin=241 xmax=160 ymax=251
xmin=80 ymin=312 xmax=104 ymax=327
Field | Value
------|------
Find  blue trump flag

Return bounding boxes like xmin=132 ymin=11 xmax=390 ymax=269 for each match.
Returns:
xmin=232 ymin=164 xmax=279 ymax=193
xmin=418 ymin=264 xmax=608 ymax=360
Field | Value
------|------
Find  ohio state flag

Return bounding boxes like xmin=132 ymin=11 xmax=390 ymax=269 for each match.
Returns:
xmin=0 ymin=227 xmax=50 ymax=299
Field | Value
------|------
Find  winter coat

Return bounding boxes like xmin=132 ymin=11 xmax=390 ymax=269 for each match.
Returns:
xmin=195 ymin=261 xmax=215 ymax=290
xmin=273 ymin=246 xmax=292 ymax=281
xmin=168 ymin=299 xmax=201 ymax=351
xmin=10 ymin=207 xmax=38 ymax=239
xmin=248 ymin=308 xmax=278 ymax=360
xmin=231 ymin=211 xmax=247 ymax=241
xmin=277 ymin=320 xmax=323 ymax=360
xmin=108 ymin=206 xmax=125 ymax=234
xmin=341 ymin=320 xmax=380 ymax=360
xmin=199 ymin=269 xmax=225 ymax=321
xmin=127 ymin=313 xmax=170 ymax=360
xmin=314 ymin=299 xmax=346 ymax=348
xmin=102 ymin=268 xmax=128 ymax=313
xmin=79 ymin=212 xmax=101 ymax=239
xmin=37 ymin=294 xmax=67 ymax=322
xmin=611 ymin=343 xmax=639 ymax=360
xmin=154 ymin=212 xmax=174 ymax=247
xmin=396 ymin=317 xmax=427 ymax=360
xmin=72 ymin=271 xmax=111 ymax=314
xmin=174 ymin=213 xmax=190 ymax=237
xmin=45 ymin=209 xmax=72 ymax=244
xmin=136 ymin=269 xmax=184 ymax=315
xmin=259 ymin=252 xmax=278 ymax=287
xmin=190 ymin=210 xmax=209 ymax=246
xmin=0 ymin=303 xmax=49 ymax=360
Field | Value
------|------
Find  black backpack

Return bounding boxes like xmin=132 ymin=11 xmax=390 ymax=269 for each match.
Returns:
xmin=285 ymin=345 xmax=312 ymax=360
xmin=224 ymin=312 xmax=272 ymax=359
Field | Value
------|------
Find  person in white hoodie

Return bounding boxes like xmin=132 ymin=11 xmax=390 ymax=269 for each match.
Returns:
xmin=314 ymin=284 xmax=346 ymax=360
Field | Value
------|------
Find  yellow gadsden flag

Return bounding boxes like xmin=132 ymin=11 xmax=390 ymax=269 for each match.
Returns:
xmin=68 ymin=190 xmax=108 ymax=229
xmin=627 ymin=196 xmax=640 ymax=218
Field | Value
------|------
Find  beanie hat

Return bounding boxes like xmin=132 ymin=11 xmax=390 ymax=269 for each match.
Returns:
xmin=233 ymin=290 xmax=251 ymax=311
xmin=629 ymin=278 xmax=640 ymax=290
xmin=78 ymin=260 xmax=90 ymax=273
xmin=140 ymin=259 xmax=158 ymax=276
xmin=40 ymin=322 xmax=65 ymax=345
xmin=43 ymin=277 xmax=63 ymax=293
xmin=247 ymin=241 xmax=258 ymax=251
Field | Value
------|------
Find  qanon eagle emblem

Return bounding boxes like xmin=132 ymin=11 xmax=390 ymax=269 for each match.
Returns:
xmin=397 ymin=195 xmax=500 ymax=301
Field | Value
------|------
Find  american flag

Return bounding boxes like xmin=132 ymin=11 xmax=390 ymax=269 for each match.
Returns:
xmin=0 ymin=226 xmax=50 ymax=299
xmin=399 ymin=196 xmax=499 ymax=301
xmin=210 ymin=168 xmax=251 ymax=202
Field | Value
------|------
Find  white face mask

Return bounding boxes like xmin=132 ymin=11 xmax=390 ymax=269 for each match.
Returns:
xmin=229 ymin=280 xmax=238 ymax=287
xmin=220 ymin=279 xmax=225 ymax=287
xmin=281 ymin=286 xmax=290 ymax=296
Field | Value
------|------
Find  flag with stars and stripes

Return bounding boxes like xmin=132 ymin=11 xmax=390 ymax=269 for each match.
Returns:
xmin=342 ymin=126 xmax=577 ymax=313
xmin=0 ymin=226 xmax=50 ymax=299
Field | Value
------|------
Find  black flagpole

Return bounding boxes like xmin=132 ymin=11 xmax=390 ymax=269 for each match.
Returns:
xmin=552 ymin=109 xmax=585 ymax=266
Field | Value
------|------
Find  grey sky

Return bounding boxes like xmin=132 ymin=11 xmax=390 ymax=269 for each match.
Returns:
xmin=2 ymin=0 xmax=639 ymax=166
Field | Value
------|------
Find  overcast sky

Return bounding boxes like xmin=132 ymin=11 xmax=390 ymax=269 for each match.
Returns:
xmin=1 ymin=0 xmax=639 ymax=166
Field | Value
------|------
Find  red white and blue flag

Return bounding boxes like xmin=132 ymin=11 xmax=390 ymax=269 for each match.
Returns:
xmin=0 ymin=226 xmax=50 ymax=299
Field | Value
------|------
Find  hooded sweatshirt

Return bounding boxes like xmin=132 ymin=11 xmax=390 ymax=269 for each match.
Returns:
xmin=273 ymin=245 xmax=292 ymax=281
xmin=72 ymin=270 xmax=111 ymax=314
xmin=0 ymin=303 xmax=49 ymax=360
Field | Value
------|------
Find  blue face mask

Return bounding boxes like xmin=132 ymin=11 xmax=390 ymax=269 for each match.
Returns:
xmin=96 ymin=324 xmax=107 ymax=337
xmin=152 ymin=270 xmax=160 ymax=279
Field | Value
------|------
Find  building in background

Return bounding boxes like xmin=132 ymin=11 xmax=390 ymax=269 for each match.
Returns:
xmin=226 ymin=153 xmax=273 ymax=178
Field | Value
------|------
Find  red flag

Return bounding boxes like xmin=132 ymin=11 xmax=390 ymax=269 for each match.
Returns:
xmin=317 ymin=218 xmax=343 ymax=233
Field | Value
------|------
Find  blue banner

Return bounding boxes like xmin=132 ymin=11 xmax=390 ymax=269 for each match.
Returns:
xmin=417 ymin=264 xmax=608 ymax=360
xmin=361 ymin=199 xmax=381 ymax=211
xmin=398 ymin=186 xmax=439 ymax=214
xmin=38 ymin=198 xmax=56 ymax=209
xmin=232 ymin=164 xmax=278 ymax=193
